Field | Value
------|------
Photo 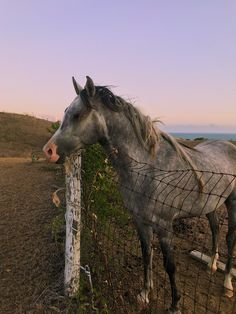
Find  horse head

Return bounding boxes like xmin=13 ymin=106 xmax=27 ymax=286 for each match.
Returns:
xmin=43 ymin=76 xmax=108 ymax=162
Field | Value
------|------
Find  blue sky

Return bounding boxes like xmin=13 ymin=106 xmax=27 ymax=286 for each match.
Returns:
xmin=0 ymin=0 xmax=236 ymax=132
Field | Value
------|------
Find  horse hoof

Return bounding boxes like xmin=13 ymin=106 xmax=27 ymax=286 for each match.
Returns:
xmin=224 ymin=288 xmax=234 ymax=298
xmin=137 ymin=291 xmax=149 ymax=306
xmin=207 ymin=266 xmax=217 ymax=275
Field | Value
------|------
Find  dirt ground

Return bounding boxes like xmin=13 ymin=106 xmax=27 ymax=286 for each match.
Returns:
xmin=1 ymin=138 xmax=236 ymax=313
xmin=0 ymin=158 xmax=78 ymax=314
xmin=81 ymin=205 xmax=236 ymax=314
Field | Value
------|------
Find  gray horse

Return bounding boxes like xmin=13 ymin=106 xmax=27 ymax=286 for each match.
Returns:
xmin=43 ymin=76 xmax=236 ymax=313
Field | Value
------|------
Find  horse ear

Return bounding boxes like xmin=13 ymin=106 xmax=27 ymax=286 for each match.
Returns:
xmin=85 ymin=76 xmax=96 ymax=97
xmin=72 ymin=77 xmax=83 ymax=95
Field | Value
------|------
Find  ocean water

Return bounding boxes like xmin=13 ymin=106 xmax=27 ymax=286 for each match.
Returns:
xmin=171 ymin=133 xmax=236 ymax=141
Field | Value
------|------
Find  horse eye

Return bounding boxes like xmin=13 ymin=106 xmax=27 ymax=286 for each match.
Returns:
xmin=73 ymin=113 xmax=80 ymax=119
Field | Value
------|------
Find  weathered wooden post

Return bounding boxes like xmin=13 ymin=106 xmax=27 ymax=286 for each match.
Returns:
xmin=64 ymin=153 xmax=81 ymax=296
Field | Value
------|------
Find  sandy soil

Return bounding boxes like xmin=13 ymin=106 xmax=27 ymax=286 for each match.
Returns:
xmin=0 ymin=158 xmax=78 ymax=314
xmin=1 ymin=145 xmax=236 ymax=313
xmin=81 ymin=206 xmax=236 ymax=313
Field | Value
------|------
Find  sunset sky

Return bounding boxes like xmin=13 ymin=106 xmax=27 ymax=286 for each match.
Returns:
xmin=1 ymin=1 xmax=236 ymax=132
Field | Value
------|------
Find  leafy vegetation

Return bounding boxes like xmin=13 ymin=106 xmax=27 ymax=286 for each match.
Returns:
xmin=48 ymin=121 xmax=129 ymax=311
xmin=81 ymin=144 xmax=128 ymax=226
xmin=47 ymin=120 xmax=61 ymax=134
xmin=194 ymin=137 xmax=207 ymax=141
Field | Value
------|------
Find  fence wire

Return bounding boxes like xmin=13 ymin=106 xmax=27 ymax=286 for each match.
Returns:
xmin=79 ymin=145 xmax=236 ymax=314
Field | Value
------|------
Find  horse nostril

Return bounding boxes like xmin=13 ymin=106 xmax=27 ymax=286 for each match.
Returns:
xmin=48 ymin=148 xmax=53 ymax=156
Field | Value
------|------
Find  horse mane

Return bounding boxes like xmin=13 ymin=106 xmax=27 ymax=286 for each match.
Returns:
xmin=159 ymin=131 xmax=203 ymax=191
xmin=83 ymin=86 xmax=203 ymax=190
xmin=94 ymin=86 xmax=160 ymax=156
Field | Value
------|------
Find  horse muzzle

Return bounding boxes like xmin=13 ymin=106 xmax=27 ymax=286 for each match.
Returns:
xmin=43 ymin=142 xmax=60 ymax=163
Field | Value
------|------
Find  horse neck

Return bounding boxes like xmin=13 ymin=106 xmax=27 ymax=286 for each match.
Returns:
xmin=99 ymin=117 xmax=192 ymax=190
xmin=100 ymin=110 xmax=151 ymax=168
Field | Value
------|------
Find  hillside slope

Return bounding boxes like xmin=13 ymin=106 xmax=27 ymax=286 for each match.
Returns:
xmin=0 ymin=112 xmax=52 ymax=157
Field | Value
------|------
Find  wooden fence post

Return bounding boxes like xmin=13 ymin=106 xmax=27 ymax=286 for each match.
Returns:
xmin=64 ymin=153 xmax=81 ymax=296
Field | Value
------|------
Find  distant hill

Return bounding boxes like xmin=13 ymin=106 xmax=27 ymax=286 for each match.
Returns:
xmin=0 ymin=112 xmax=52 ymax=157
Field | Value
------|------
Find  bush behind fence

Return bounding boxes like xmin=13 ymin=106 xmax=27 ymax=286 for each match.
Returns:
xmin=79 ymin=144 xmax=236 ymax=314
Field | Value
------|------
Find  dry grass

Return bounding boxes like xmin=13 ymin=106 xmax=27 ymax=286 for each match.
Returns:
xmin=0 ymin=112 xmax=52 ymax=157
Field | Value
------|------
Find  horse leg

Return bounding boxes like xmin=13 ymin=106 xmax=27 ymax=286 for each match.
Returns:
xmin=135 ymin=221 xmax=153 ymax=305
xmin=160 ymin=236 xmax=181 ymax=314
xmin=206 ymin=211 xmax=219 ymax=274
xmin=224 ymin=190 xmax=236 ymax=298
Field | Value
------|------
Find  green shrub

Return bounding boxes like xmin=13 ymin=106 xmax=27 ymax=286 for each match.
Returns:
xmin=82 ymin=144 xmax=128 ymax=225
xmin=47 ymin=121 xmax=61 ymax=135
xmin=194 ymin=137 xmax=206 ymax=141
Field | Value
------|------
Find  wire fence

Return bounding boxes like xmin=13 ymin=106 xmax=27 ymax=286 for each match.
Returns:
xmin=79 ymin=145 xmax=236 ymax=314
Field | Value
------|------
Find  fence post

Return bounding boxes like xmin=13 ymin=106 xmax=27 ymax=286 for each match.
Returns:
xmin=64 ymin=153 xmax=81 ymax=296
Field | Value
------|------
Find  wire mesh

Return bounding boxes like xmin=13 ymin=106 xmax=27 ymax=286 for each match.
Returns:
xmin=80 ymin=144 xmax=236 ymax=314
